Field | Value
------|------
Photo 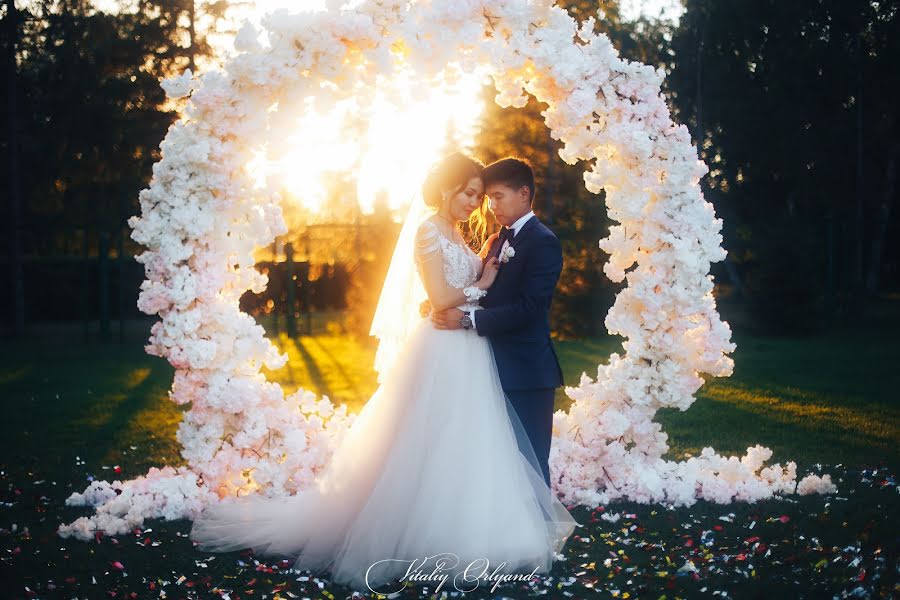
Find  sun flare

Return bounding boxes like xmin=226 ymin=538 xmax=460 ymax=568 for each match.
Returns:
xmin=247 ymin=72 xmax=485 ymax=217
xmin=234 ymin=2 xmax=489 ymax=218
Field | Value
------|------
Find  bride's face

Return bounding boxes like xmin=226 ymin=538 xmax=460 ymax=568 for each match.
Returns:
xmin=444 ymin=176 xmax=485 ymax=221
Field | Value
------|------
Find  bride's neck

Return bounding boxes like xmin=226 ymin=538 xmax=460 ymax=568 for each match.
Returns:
xmin=434 ymin=211 xmax=457 ymax=229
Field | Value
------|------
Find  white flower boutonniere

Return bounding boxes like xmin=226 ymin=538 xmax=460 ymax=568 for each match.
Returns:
xmin=500 ymin=245 xmax=516 ymax=264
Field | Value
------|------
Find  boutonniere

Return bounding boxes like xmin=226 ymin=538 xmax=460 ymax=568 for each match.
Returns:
xmin=499 ymin=245 xmax=516 ymax=264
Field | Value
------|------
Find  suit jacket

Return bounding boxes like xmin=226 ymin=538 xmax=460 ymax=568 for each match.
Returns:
xmin=475 ymin=215 xmax=565 ymax=391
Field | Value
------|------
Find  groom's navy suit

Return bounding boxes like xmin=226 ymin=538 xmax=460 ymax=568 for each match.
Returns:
xmin=473 ymin=213 xmax=564 ymax=488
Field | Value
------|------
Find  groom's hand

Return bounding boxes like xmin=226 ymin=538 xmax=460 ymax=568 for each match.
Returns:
xmin=431 ymin=308 xmax=465 ymax=330
xmin=419 ymin=299 xmax=432 ymax=317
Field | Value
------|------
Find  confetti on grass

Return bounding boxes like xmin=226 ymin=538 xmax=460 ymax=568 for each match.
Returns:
xmin=0 ymin=460 xmax=897 ymax=599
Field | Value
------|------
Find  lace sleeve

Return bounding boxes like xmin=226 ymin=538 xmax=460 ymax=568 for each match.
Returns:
xmin=414 ymin=220 xmax=443 ymax=264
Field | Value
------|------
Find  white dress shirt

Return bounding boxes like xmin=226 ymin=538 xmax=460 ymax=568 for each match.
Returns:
xmin=468 ymin=210 xmax=535 ymax=331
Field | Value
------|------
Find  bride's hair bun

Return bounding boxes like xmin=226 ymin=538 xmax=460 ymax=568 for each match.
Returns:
xmin=422 ymin=152 xmax=485 ymax=209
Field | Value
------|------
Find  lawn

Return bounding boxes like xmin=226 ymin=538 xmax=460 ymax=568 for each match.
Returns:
xmin=0 ymin=307 xmax=897 ymax=598
xmin=3 ymin=312 xmax=894 ymax=476
xmin=555 ymin=328 xmax=900 ymax=471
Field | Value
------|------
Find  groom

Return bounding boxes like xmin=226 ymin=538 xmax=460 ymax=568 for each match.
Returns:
xmin=431 ymin=156 xmax=565 ymax=488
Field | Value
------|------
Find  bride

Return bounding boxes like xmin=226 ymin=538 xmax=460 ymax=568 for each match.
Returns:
xmin=189 ymin=152 xmax=580 ymax=593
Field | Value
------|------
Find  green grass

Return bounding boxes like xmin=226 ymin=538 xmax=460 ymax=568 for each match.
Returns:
xmin=554 ymin=325 xmax=900 ymax=470
xmin=262 ymin=332 xmax=380 ymax=416
xmin=1 ymin=310 xmax=897 ymax=483
xmin=1 ymin=310 xmax=898 ymax=598
xmin=0 ymin=340 xmax=182 ymax=481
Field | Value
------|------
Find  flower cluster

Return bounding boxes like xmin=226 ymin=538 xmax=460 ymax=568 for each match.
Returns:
xmin=59 ymin=0 xmax=833 ymax=540
xmin=58 ymin=466 xmax=216 ymax=539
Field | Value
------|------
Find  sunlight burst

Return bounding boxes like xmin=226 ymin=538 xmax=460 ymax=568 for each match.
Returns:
xmin=248 ymin=71 xmax=485 ymax=216
xmin=220 ymin=2 xmax=488 ymax=217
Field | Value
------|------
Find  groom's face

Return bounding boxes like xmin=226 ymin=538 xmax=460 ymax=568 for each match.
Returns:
xmin=485 ymin=182 xmax=531 ymax=227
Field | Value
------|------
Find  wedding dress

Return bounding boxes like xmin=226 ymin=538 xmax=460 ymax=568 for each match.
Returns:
xmin=189 ymin=217 xmax=579 ymax=593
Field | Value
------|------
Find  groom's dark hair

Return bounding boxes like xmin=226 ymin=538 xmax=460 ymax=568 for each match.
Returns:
xmin=482 ymin=157 xmax=536 ymax=203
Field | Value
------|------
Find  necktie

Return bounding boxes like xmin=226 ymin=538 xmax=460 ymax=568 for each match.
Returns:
xmin=491 ymin=226 xmax=511 ymax=260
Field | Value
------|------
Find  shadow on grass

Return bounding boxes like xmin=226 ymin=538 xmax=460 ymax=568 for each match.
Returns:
xmin=656 ymin=398 xmax=896 ymax=470
xmin=262 ymin=333 xmax=378 ymax=414
xmin=289 ymin=336 xmax=336 ymax=400
xmin=0 ymin=340 xmax=181 ymax=480
xmin=2 ymin=310 xmax=898 ymax=478
xmin=306 ymin=336 xmax=365 ymax=403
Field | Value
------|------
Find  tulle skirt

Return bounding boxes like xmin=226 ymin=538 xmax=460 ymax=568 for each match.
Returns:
xmin=189 ymin=316 xmax=580 ymax=593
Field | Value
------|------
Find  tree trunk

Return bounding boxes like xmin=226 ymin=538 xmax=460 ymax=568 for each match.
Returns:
xmin=544 ymin=129 xmax=555 ymax=225
xmin=722 ymin=252 xmax=744 ymax=299
xmin=693 ymin=9 xmax=706 ymax=145
xmin=188 ymin=0 xmax=196 ymax=72
xmin=692 ymin=8 xmax=744 ymax=298
xmin=865 ymin=139 xmax=899 ymax=296
xmin=851 ymin=30 xmax=866 ymax=314
xmin=6 ymin=0 xmax=25 ymax=338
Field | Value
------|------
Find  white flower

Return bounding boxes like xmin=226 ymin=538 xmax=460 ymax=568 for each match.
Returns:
xmin=60 ymin=0 xmax=834 ymax=541
xmin=160 ymin=69 xmax=197 ymax=99
xmin=234 ymin=21 xmax=262 ymax=53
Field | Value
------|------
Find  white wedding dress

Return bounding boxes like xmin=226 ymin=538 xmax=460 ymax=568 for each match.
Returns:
xmin=189 ymin=218 xmax=579 ymax=592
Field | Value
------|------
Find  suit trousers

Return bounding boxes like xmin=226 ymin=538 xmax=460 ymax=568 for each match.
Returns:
xmin=505 ymin=388 xmax=557 ymax=489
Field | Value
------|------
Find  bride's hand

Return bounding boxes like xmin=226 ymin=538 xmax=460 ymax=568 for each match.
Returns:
xmin=478 ymin=257 xmax=500 ymax=289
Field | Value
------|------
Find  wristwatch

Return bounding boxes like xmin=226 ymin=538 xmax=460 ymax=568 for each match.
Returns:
xmin=460 ymin=314 xmax=473 ymax=330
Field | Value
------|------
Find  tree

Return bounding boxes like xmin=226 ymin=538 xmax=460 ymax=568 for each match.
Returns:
xmin=0 ymin=0 xmax=216 ymax=334
xmin=4 ymin=0 xmax=25 ymax=338
xmin=669 ymin=0 xmax=900 ymax=328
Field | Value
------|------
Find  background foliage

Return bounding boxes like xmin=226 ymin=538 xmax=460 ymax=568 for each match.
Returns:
xmin=2 ymin=0 xmax=898 ymax=340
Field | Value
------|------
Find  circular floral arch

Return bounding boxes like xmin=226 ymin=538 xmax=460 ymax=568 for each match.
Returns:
xmin=58 ymin=0 xmax=834 ymax=540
